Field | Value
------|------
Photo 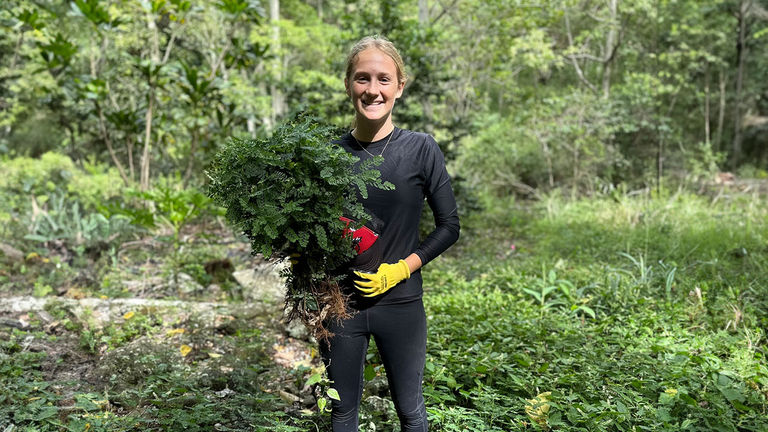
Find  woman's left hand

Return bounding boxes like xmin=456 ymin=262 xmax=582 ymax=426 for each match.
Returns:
xmin=353 ymin=260 xmax=411 ymax=297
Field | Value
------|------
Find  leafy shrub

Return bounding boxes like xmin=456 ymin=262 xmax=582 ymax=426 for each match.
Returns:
xmin=67 ymin=158 xmax=126 ymax=210
xmin=422 ymin=266 xmax=768 ymax=431
xmin=415 ymin=190 xmax=768 ymax=431
xmin=108 ymin=181 xmax=216 ymax=257
xmin=0 ymin=152 xmax=123 ymax=212
xmin=458 ymin=92 xmax=623 ymax=197
xmin=121 ymin=182 xmax=214 ymax=231
xmin=23 ymin=193 xmax=136 ymax=258
xmin=207 ymin=112 xmax=392 ymax=339
xmin=0 ymin=152 xmax=75 ymax=198
xmin=457 ymin=112 xmax=545 ymax=197
xmin=0 ymin=153 xmax=125 ymax=245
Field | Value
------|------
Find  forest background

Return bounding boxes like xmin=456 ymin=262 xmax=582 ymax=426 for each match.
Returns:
xmin=1 ymin=0 xmax=768 ymax=431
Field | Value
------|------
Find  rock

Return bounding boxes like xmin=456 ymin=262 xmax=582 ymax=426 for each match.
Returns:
xmin=279 ymin=390 xmax=300 ymax=404
xmin=364 ymin=375 xmax=389 ymax=397
xmin=285 ymin=319 xmax=311 ymax=341
xmin=0 ymin=242 xmax=23 ymax=261
xmin=0 ymin=296 xmax=276 ymax=332
xmin=0 ymin=318 xmax=29 ymax=330
xmin=36 ymin=310 xmax=55 ymax=325
xmin=232 ymin=261 xmax=286 ymax=304
xmin=173 ymin=272 xmax=204 ymax=294
xmin=26 ymin=343 xmax=47 ymax=352
xmin=271 ymin=336 xmax=313 ymax=369
xmin=364 ymin=395 xmax=393 ymax=413
xmin=215 ymin=388 xmax=236 ymax=398
xmin=92 ymin=337 xmax=178 ymax=390
xmin=208 ymin=283 xmax=223 ymax=299
xmin=122 ymin=276 xmax=165 ymax=295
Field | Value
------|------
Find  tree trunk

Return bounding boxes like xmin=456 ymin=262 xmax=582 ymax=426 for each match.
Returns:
xmin=127 ymin=136 xmax=135 ymax=182
xmin=418 ymin=0 xmax=434 ymax=135
xmin=140 ymin=95 xmax=154 ymax=191
xmin=657 ymin=124 xmax=664 ymax=194
xmin=140 ymin=10 xmax=162 ymax=191
xmin=704 ymin=62 xmax=710 ymax=147
xmin=183 ymin=128 xmax=198 ymax=187
xmin=96 ymin=102 xmax=130 ymax=185
xmin=270 ymin=0 xmax=284 ymax=127
xmin=564 ymin=9 xmax=598 ymax=94
xmin=419 ymin=0 xmax=429 ymax=23
xmin=602 ymin=0 xmax=618 ymax=99
xmin=731 ymin=0 xmax=751 ymax=164
xmin=258 ymin=63 xmax=272 ymax=131
xmin=533 ymin=125 xmax=554 ymax=188
xmin=716 ymin=68 xmax=726 ymax=151
xmin=11 ymin=32 xmax=24 ymax=71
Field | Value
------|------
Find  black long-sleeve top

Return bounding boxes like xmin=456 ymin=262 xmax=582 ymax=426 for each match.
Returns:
xmin=336 ymin=127 xmax=460 ymax=307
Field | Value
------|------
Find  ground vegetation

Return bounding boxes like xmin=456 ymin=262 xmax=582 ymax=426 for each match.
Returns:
xmin=1 ymin=0 xmax=768 ymax=430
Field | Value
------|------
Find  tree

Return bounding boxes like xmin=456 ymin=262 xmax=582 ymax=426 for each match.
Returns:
xmin=2 ymin=0 xmax=267 ymax=188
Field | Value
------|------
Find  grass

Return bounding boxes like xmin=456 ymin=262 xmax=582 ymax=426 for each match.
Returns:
xmin=1 ymin=187 xmax=767 ymax=431
xmin=419 ymin=188 xmax=768 ymax=431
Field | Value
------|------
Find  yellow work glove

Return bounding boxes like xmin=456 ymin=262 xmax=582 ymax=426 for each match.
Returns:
xmin=353 ymin=260 xmax=411 ymax=297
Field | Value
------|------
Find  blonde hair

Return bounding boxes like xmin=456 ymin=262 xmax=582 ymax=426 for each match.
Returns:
xmin=345 ymin=35 xmax=407 ymax=85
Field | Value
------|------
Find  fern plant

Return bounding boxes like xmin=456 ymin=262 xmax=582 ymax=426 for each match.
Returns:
xmin=207 ymin=112 xmax=392 ymax=339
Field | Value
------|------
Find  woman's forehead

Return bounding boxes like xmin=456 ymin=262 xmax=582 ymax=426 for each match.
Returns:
xmin=352 ymin=48 xmax=397 ymax=73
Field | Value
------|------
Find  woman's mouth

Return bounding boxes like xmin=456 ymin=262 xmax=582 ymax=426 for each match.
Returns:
xmin=362 ymin=100 xmax=385 ymax=109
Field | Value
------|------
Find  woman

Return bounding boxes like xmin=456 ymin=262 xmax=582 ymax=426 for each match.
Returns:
xmin=321 ymin=35 xmax=460 ymax=432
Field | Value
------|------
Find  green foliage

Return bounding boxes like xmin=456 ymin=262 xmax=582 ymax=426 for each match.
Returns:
xmin=0 ymin=337 xmax=66 ymax=430
xmin=0 ymin=153 xmax=134 ymax=270
xmin=4 ymin=0 xmax=768 ymax=189
xmin=458 ymin=91 xmax=622 ymax=195
xmin=0 ymin=152 xmax=75 ymax=198
xmin=121 ymin=182 xmax=214 ymax=249
xmin=23 ymin=193 xmax=135 ymax=256
xmin=521 ymin=267 xmax=596 ymax=319
xmin=304 ymin=370 xmax=336 ymax=415
xmin=209 ymin=112 xmax=388 ymax=261
xmin=4 ymin=184 xmax=768 ymax=431
xmin=208 ymin=112 xmax=393 ymax=337
xmin=0 ymin=153 xmax=125 ymax=239
xmin=68 ymin=159 xmax=126 ymax=210
xmin=0 ymin=313 xmax=320 ymax=432
xmin=415 ymin=190 xmax=768 ymax=430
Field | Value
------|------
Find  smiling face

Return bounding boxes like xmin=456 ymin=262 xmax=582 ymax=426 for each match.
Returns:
xmin=345 ymin=47 xmax=405 ymax=131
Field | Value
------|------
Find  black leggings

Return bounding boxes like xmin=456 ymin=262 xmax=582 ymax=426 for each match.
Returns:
xmin=319 ymin=299 xmax=428 ymax=432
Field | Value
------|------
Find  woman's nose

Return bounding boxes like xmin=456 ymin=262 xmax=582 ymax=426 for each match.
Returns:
xmin=364 ymin=80 xmax=380 ymax=95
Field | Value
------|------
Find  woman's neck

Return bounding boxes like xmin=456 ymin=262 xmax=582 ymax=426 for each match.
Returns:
xmin=353 ymin=116 xmax=395 ymax=142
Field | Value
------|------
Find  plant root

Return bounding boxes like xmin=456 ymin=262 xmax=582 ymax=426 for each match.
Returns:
xmin=284 ymin=276 xmax=352 ymax=343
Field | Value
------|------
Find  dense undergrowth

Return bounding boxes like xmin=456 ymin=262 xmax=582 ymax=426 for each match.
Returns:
xmin=1 ymin=152 xmax=767 ymax=431
xmin=419 ymin=189 xmax=768 ymax=431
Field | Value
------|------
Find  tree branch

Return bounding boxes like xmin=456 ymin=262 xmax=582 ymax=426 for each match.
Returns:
xmin=208 ymin=31 xmax=234 ymax=80
xmin=96 ymin=102 xmax=130 ymax=185
xmin=161 ymin=30 xmax=178 ymax=65
xmin=564 ymin=10 xmax=598 ymax=94
xmin=431 ymin=0 xmax=459 ymax=26
xmin=565 ymin=53 xmax=605 ymax=62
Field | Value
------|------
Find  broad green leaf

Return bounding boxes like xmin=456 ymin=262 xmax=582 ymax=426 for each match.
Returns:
xmin=326 ymin=388 xmax=340 ymax=401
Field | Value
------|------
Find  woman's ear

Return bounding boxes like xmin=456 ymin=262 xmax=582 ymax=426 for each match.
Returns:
xmin=396 ymin=80 xmax=405 ymax=99
xmin=344 ymin=78 xmax=350 ymax=97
